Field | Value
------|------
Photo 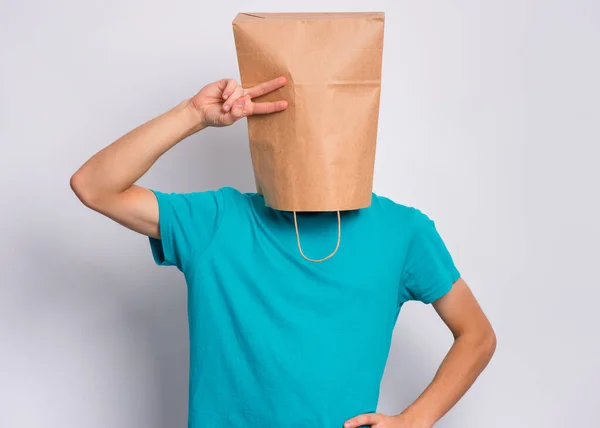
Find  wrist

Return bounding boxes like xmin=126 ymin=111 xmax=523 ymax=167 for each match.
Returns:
xmin=396 ymin=410 xmax=433 ymax=428
xmin=177 ymin=99 xmax=207 ymax=135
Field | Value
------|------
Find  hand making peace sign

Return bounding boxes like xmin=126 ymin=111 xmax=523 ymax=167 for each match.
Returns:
xmin=190 ymin=76 xmax=289 ymax=128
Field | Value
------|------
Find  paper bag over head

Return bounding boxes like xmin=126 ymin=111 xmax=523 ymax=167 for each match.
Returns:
xmin=233 ymin=12 xmax=385 ymax=212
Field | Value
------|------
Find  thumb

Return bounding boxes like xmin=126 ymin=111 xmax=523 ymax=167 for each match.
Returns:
xmin=344 ymin=413 xmax=382 ymax=428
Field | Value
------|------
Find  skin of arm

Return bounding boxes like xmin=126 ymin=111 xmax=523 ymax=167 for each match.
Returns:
xmin=70 ymin=77 xmax=288 ymax=238
xmin=344 ymin=278 xmax=496 ymax=428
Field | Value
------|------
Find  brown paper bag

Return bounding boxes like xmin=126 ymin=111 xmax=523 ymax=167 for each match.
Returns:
xmin=233 ymin=12 xmax=385 ymax=212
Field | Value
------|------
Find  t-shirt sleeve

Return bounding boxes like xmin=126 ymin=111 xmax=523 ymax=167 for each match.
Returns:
xmin=399 ymin=210 xmax=461 ymax=304
xmin=149 ymin=188 xmax=225 ymax=272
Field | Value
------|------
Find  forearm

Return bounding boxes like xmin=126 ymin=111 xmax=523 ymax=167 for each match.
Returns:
xmin=401 ymin=331 xmax=496 ymax=426
xmin=71 ymin=99 xmax=203 ymax=202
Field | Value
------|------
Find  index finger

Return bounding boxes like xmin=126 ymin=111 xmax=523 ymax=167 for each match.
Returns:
xmin=244 ymin=76 xmax=288 ymax=99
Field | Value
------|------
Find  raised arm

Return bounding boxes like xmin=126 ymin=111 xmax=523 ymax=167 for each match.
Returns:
xmin=70 ymin=77 xmax=288 ymax=238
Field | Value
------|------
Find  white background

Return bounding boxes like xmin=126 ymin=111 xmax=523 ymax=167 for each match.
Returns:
xmin=1 ymin=0 xmax=599 ymax=427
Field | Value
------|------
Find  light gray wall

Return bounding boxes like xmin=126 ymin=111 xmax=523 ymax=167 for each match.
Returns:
xmin=1 ymin=0 xmax=599 ymax=427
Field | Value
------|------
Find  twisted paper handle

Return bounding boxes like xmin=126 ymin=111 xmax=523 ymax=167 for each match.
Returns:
xmin=293 ymin=211 xmax=341 ymax=262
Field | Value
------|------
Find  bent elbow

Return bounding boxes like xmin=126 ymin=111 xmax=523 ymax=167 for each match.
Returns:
xmin=480 ymin=327 xmax=497 ymax=361
xmin=70 ymin=171 xmax=96 ymax=209
xmin=70 ymin=171 xmax=85 ymax=199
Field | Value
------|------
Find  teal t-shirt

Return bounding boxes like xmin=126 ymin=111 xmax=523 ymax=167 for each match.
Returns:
xmin=149 ymin=187 xmax=460 ymax=428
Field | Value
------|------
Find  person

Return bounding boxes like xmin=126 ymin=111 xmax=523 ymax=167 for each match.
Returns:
xmin=71 ymin=76 xmax=496 ymax=428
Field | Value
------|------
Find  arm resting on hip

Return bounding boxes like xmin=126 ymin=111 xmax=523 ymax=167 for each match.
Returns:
xmin=401 ymin=278 xmax=497 ymax=427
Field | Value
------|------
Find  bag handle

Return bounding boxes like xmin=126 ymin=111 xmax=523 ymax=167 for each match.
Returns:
xmin=293 ymin=211 xmax=341 ymax=263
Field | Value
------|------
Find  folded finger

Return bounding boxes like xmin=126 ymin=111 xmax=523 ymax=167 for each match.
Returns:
xmin=220 ymin=79 xmax=238 ymax=100
xmin=222 ymin=86 xmax=244 ymax=112
xmin=231 ymin=95 xmax=251 ymax=118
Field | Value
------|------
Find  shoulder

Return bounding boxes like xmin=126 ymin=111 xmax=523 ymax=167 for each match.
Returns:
xmin=174 ymin=186 xmax=253 ymax=206
xmin=217 ymin=186 xmax=259 ymax=209
xmin=152 ymin=186 xmax=256 ymax=220
xmin=370 ymin=193 xmax=432 ymax=231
